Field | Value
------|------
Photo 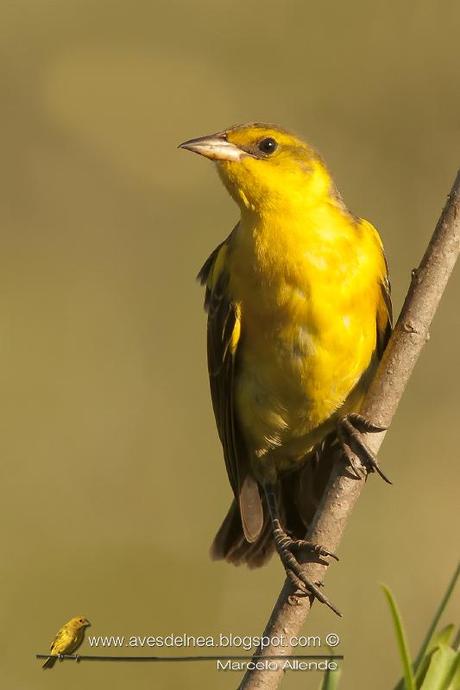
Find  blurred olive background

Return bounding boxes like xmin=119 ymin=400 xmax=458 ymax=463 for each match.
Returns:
xmin=0 ymin=1 xmax=459 ymax=689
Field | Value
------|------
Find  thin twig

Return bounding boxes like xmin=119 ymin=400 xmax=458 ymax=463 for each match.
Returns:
xmin=239 ymin=171 xmax=460 ymax=690
xmin=35 ymin=653 xmax=344 ymax=663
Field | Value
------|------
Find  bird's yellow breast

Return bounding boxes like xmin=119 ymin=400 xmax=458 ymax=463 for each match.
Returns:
xmin=228 ymin=203 xmax=385 ymax=464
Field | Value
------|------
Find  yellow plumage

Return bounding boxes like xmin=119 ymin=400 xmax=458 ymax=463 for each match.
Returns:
xmin=42 ymin=616 xmax=91 ymax=669
xmin=227 ymin=201 xmax=386 ymax=473
xmin=180 ymin=123 xmax=391 ymax=598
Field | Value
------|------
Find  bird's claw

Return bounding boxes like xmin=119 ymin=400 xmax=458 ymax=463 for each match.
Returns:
xmin=285 ymin=567 xmax=342 ymax=616
xmin=289 ymin=538 xmax=339 ymax=562
xmin=345 ymin=412 xmax=387 ymax=433
xmin=338 ymin=413 xmax=392 ymax=484
xmin=273 ymin=529 xmax=341 ymax=616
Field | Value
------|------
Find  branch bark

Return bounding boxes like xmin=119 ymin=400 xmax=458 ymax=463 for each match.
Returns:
xmin=239 ymin=171 xmax=460 ymax=690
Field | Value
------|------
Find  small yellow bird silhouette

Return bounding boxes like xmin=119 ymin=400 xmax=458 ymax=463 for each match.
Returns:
xmin=42 ymin=616 xmax=91 ymax=669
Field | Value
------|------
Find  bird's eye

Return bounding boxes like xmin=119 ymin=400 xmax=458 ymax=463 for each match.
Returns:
xmin=258 ymin=137 xmax=278 ymax=155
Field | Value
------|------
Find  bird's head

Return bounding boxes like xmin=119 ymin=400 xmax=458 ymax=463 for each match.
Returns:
xmin=179 ymin=122 xmax=334 ymax=214
xmin=70 ymin=616 xmax=91 ymax=630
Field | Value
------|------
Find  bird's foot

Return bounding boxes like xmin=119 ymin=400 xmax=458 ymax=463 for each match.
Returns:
xmin=288 ymin=536 xmax=339 ymax=562
xmin=338 ymin=413 xmax=391 ymax=484
xmin=75 ymin=654 xmax=80 ymax=663
xmin=58 ymin=654 xmax=64 ymax=662
xmin=273 ymin=524 xmax=341 ymax=616
xmin=288 ymin=578 xmax=327 ymax=605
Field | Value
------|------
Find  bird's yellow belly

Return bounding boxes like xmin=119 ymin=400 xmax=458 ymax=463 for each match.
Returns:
xmin=234 ymin=279 xmax=378 ymax=467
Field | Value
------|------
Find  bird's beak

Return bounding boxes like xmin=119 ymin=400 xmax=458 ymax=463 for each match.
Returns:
xmin=178 ymin=134 xmax=245 ymax=162
xmin=84 ymin=620 xmax=91 ymax=627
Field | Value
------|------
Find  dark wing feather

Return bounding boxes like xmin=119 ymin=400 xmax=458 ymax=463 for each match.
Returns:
xmin=198 ymin=236 xmax=239 ymax=494
xmin=198 ymin=230 xmax=263 ymax=542
xmin=376 ymin=254 xmax=393 ymax=358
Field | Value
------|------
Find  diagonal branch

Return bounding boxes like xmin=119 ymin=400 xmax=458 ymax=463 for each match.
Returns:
xmin=239 ymin=170 xmax=460 ymax=690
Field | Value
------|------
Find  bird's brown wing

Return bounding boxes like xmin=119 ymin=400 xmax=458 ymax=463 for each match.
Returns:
xmin=198 ymin=230 xmax=263 ymax=543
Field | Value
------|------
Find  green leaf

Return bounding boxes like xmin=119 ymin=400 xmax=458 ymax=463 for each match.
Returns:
xmin=382 ymin=584 xmax=416 ymax=690
xmin=452 ymin=628 xmax=460 ymax=653
xmin=417 ymin=623 xmax=456 ymax=685
xmin=394 ymin=564 xmax=460 ymax=690
xmin=429 ymin=625 xmax=456 ymax=652
xmin=446 ymin=652 xmax=460 ymax=690
xmin=414 ymin=563 xmax=460 ymax=676
xmin=419 ymin=645 xmax=459 ymax=690
xmin=319 ymin=665 xmax=342 ymax=690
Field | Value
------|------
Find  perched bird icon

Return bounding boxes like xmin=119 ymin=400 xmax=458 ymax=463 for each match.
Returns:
xmin=180 ymin=123 xmax=392 ymax=614
xmin=42 ymin=616 xmax=91 ymax=669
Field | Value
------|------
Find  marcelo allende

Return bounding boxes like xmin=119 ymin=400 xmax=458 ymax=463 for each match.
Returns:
xmin=217 ymin=659 xmax=338 ymax=672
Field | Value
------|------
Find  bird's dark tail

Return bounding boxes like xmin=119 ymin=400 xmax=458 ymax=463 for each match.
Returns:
xmin=42 ymin=656 xmax=57 ymax=669
xmin=210 ymin=440 xmax=337 ymax=568
xmin=210 ymin=496 xmax=275 ymax=568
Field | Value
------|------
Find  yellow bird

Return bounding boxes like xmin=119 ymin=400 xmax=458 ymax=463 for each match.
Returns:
xmin=180 ymin=123 xmax=391 ymax=613
xmin=42 ymin=616 xmax=91 ymax=669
